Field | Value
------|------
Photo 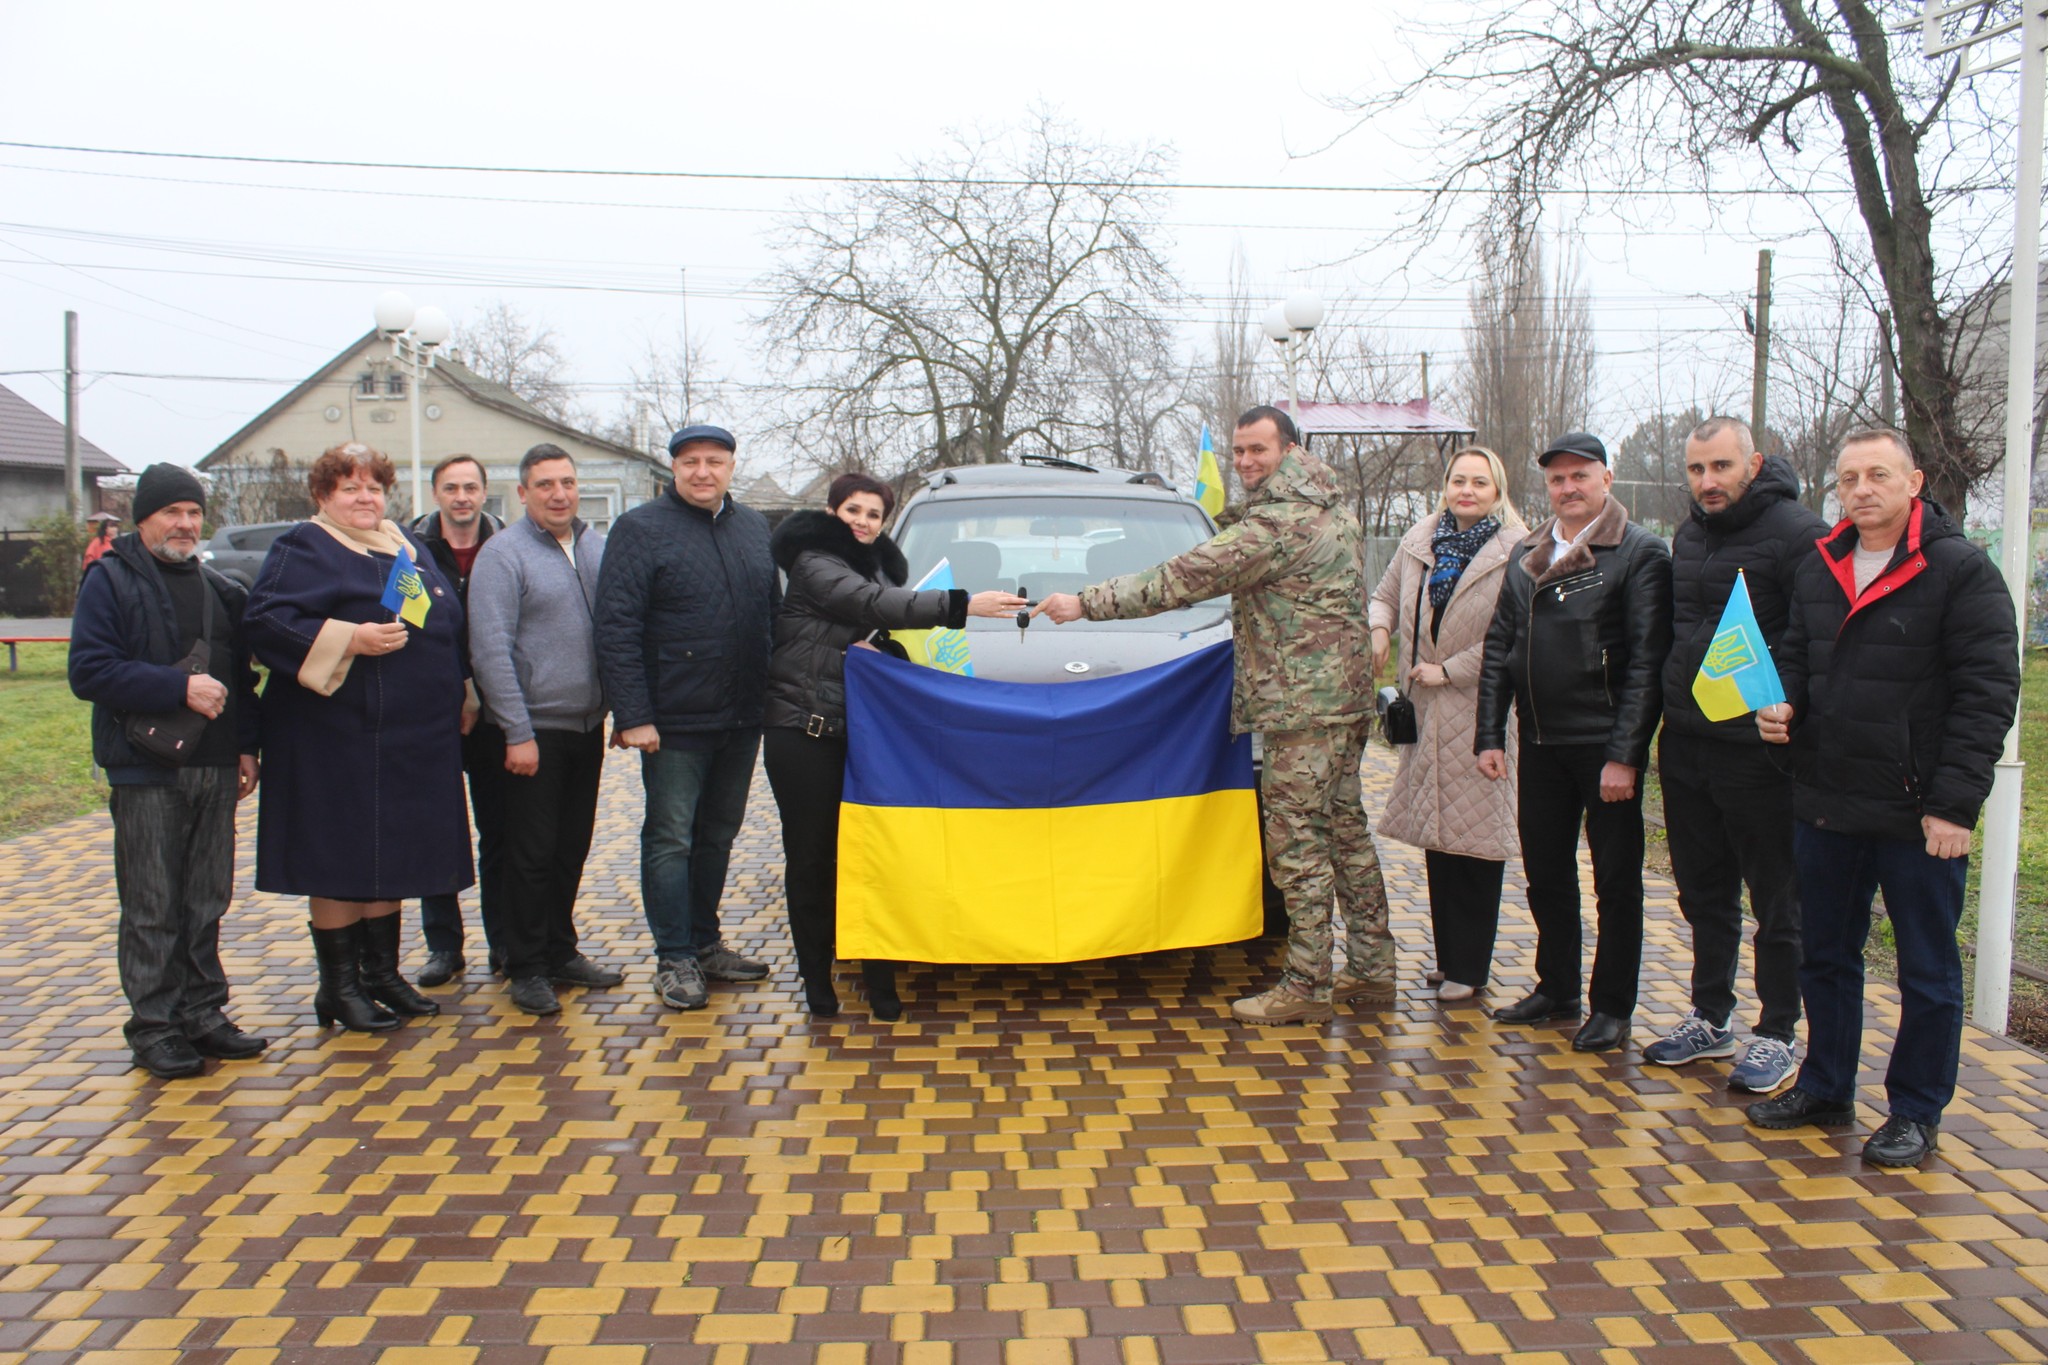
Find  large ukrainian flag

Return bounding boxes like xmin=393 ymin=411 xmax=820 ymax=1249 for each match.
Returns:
xmin=837 ymin=641 xmax=1263 ymax=962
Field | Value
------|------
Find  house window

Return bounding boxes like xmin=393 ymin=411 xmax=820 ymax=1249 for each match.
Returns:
xmin=355 ymin=371 xmax=377 ymax=397
xmin=385 ymin=372 xmax=407 ymax=399
xmin=579 ymin=492 xmax=617 ymax=531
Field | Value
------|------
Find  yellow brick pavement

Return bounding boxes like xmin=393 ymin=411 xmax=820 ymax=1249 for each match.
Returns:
xmin=0 ymin=744 xmax=2043 ymax=1364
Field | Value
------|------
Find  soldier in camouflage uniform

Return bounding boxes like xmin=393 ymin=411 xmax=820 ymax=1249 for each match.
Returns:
xmin=1035 ymin=406 xmax=1393 ymax=1024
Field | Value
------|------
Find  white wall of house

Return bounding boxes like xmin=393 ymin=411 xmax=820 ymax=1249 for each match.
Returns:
xmin=203 ymin=338 xmax=666 ymax=529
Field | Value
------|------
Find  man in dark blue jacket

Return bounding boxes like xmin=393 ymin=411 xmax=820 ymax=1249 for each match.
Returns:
xmin=1646 ymin=418 xmax=1827 ymax=1093
xmin=69 ymin=464 xmax=264 ymax=1079
xmin=595 ymin=425 xmax=776 ymax=1010
xmin=1751 ymin=429 xmax=2019 ymax=1167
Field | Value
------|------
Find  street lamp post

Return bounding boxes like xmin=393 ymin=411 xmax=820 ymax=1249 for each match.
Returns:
xmin=1262 ymin=292 xmax=1326 ymax=434
xmin=1920 ymin=0 xmax=2046 ymax=1033
xmin=373 ymin=291 xmax=451 ymax=517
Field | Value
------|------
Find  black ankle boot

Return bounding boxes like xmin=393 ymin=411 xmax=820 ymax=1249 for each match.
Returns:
xmin=864 ymin=960 xmax=902 ymax=1022
xmin=358 ymin=914 xmax=439 ymax=1017
xmin=311 ymin=922 xmax=400 ymax=1032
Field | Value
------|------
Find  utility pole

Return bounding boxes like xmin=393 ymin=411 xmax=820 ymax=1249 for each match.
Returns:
xmin=679 ymin=267 xmax=694 ymax=427
xmin=63 ymin=311 xmax=81 ymax=522
xmin=1878 ymin=309 xmax=1898 ymax=427
xmin=1419 ymin=352 xmax=1431 ymax=405
xmin=1751 ymin=249 xmax=1773 ymax=446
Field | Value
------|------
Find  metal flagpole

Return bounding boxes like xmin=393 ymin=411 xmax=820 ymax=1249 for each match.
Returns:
xmin=1925 ymin=0 xmax=2046 ymax=1031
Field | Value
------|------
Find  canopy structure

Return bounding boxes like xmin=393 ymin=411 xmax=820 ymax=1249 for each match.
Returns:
xmin=1282 ymin=399 xmax=1477 ymax=459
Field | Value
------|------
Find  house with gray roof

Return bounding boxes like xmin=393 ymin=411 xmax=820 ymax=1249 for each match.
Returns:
xmin=0 ymin=383 xmax=129 ymax=530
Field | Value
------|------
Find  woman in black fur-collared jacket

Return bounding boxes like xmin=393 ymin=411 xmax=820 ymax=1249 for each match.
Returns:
xmin=763 ymin=474 xmax=1025 ymax=1020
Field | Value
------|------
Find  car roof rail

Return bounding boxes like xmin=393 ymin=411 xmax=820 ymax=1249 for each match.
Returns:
xmin=922 ymin=469 xmax=959 ymax=490
xmin=1125 ymin=472 xmax=1171 ymax=488
xmin=1016 ymin=453 xmax=1099 ymax=473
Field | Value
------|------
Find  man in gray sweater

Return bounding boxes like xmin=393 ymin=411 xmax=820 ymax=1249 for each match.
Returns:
xmin=467 ymin=443 xmax=623 ymax=1015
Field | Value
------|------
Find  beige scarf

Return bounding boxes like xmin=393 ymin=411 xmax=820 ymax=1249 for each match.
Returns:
xmin=311 ymin=511 xmax=411 ymax=557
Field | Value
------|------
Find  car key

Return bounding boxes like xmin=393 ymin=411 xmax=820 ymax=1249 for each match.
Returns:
xmin=1017 ymin=602 xmax=1036 ymax=643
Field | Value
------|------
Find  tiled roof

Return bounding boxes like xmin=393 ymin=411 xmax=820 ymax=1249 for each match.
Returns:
xmin=0 ymin=383 xmax=128 ymax=474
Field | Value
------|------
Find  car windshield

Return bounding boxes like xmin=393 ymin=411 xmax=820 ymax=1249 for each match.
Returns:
xmin=894 ymin=494 xmax=1226 ymax=631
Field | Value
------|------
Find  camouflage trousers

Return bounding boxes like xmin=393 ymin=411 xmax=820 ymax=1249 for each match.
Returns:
xmin=1263 ymin=722 xmax=1393 ymax=995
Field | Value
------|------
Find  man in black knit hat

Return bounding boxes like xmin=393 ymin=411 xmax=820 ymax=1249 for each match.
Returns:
xmin=70 ymin=464 xmax=265 ymax=1079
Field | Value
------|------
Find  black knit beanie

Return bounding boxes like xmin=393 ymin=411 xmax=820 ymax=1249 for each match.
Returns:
xmin=131 ymin=464 xmax=207 ymax=524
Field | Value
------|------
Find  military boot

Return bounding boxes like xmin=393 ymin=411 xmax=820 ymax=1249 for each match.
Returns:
xmin=1231 ymin=980 xmax=1333 ymax=1025
xmin=1332 ymin=970 xmax=1396 ymax=1008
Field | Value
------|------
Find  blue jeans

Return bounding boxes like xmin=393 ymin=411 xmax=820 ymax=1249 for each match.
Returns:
xmin=640 ymin=729 xmax=760 ymax=961
xmin=1793 ymin=820 xmax=1968 ymax=1126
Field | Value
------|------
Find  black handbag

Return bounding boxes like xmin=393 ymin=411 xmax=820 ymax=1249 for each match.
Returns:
xmin=1376 ymin=569 xmax=1424 ymax=746
xmin=124 ymin=578 xmax=215 ymax=767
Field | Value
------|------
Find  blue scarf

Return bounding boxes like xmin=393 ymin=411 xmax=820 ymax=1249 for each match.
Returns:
xmin=1428 ymin=511 xmax=1500 ymax=609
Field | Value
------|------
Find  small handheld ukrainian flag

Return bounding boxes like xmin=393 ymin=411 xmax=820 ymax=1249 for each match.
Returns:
xmin=1192 ymin=422 xmax=1225 ymax=518
xmin=1691 ymin=569 xmax=1784 ymax=721
xmin=890 ymin=558 xmax=974 ymax=676
xmin=380 ymin=544 xmax=432 ymax=628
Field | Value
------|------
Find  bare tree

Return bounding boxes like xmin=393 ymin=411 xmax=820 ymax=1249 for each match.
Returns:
xmin=452 ymin=301 xmax=583 ymax=426
xmin=1203 ymin=248 xmax=1267 ymax=449
xmin=758 ymin=109 xmax=1180 ymax=476
xmin=1774 ymin=292 xmax=1886 ymax=513
xmin=1459 ymin=230 xmax=1597 ymax=511
xmin=1065 ymin=315 xmax=1196 ymax=474
xmin=1335 ymin=0 xmax=2019 ymax=519
xmin=603 ymin=329 xmax=725 ymax=453
xmin=208 ymin=447 xmax=314 ymax=526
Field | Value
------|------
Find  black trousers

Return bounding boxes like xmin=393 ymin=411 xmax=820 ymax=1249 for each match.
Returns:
xmin=762 ymin=726 xmax=898 ymax=1006
xmin=1659 ymin=732 xmax=1803 ymax=1042
xmin=1517 ymin=739 xmax=1645 ymax=1016
xmin=1426 ymin=850 xmax=1506 ymax=989
xmin=496 ymin=726 xmax=604 ymax=979
xmin=420 ymin=721 xmax=508 ymax=956
xmin=109 ymin=765 xmax=237 ymax=1048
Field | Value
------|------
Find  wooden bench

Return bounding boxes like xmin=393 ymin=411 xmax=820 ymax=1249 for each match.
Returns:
xmin=0 ymin=638 xmax=67 ymax=672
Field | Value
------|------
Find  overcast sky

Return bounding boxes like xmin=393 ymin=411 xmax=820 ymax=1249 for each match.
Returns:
xmin=0 ymin=1 xmax=1913 ymax=479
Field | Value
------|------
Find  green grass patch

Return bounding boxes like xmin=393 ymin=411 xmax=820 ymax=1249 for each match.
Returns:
xmin=0 ymin=642 xmax=105 ymax=838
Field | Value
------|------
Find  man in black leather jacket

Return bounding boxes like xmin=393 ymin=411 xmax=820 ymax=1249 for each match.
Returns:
xmin=1476 ymin=432 xmax=1672 ymax=1052
xmin=1645 ymin=419 xmax=1826 ymax=1092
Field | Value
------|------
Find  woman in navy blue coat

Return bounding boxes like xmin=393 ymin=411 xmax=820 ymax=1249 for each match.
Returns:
xmin=245 ymin=443 xmax=474 ymax=1032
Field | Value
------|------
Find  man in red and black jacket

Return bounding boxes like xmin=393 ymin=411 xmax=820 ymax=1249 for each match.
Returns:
xmin=1750 ymin=429 xmax=2019 ymax=1167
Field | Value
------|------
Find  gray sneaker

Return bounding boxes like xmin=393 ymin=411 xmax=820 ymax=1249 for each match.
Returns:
xmin=1728 ymin=1036 xmax=1798 ymax=1093
xmin=655 ymin=956 xmax=709 ymax=1010
xmin=1643 ymin=1012 xmax=1737 ymax=1066
xmin=696 ymin=942 xmax=769 ymax=982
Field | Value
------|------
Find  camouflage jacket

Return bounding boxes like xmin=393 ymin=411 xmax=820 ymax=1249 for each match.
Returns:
xmin=1079 ymin=451 xmax=1370 ymax=734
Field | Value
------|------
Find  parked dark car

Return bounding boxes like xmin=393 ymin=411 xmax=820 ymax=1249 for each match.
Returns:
xmin=198 ymin=521 xmax=296 ymax=589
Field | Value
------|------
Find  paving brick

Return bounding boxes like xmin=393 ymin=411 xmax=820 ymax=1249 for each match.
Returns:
xmin=0 ymin=749 xmax=2043 ymax=1359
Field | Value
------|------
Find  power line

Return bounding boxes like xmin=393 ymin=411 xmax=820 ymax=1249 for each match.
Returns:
xmin=0 ymin=138 xmax=1859 ymax=200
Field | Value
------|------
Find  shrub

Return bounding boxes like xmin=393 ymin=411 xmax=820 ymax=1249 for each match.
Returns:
xmin=22 ymin=513 xmax=91 ymax=617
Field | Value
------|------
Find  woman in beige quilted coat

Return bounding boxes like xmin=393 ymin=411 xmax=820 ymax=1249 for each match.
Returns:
xmin=1369 ymin=448 xmax=1524 ymax=1002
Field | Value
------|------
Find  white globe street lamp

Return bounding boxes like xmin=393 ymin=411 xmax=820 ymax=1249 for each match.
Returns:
xmin=373 ymin=294 xmax=451 ymax=516
xmin=1266 ymin=291 xmax=1325 ymax=429
xmin=1283 ymin=292 xmax=1326 ymax=333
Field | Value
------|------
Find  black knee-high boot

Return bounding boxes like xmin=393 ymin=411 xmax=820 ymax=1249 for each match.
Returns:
xmin=312 ymin=922 xmax=401 ymax=1032
xmin=358 ymin=914 xmax=439 ymax=1017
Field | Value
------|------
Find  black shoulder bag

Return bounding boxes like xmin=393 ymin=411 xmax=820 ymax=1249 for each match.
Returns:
xmin=125 ymin=576 xmax=216 ymax=766
xmin=1375 ymin=568 xmax=1424 ymax=746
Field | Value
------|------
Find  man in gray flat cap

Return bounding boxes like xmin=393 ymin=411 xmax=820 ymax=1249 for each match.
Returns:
xmin=595 ymin=425 xmax=775 ymax=1011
